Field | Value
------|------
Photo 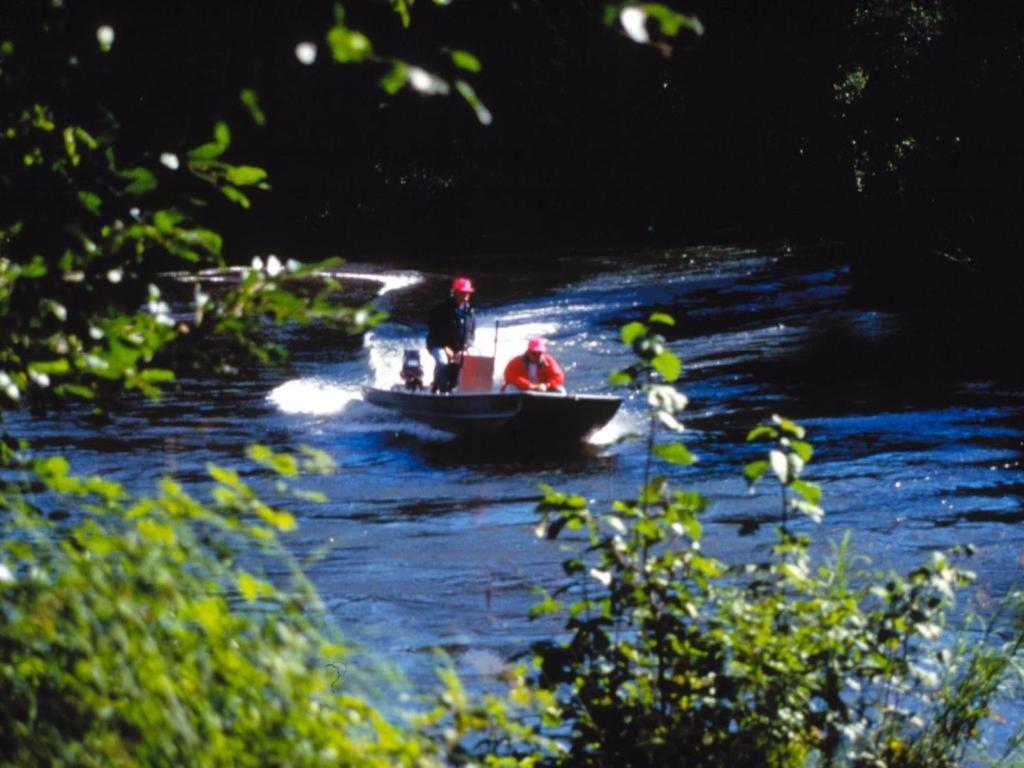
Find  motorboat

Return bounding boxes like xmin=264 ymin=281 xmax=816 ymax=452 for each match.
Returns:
xmin=362 ymin=387 xmax=622 ymax=442
xmin=362 ymin=352 xmax=622 ymax=442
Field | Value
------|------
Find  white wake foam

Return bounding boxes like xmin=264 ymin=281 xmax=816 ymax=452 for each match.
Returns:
xmin=587 ymin=408 xmax=643 ymax=446
xmin=268 ymin=378 xmax=363 ymax=416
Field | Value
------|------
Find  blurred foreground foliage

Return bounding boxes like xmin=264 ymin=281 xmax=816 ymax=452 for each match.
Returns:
xmin=0 ymin=450 xmax=443 ymax=766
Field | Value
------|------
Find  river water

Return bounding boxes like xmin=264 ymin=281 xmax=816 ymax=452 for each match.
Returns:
xmin=12 ymin=246 xmax=1024 ymax=692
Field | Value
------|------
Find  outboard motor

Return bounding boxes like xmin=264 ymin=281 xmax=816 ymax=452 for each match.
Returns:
xmin=398 ymin=349 xmax=424 ymax=392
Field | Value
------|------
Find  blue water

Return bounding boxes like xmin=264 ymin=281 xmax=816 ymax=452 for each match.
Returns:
xmin=9 ymin=246 xmax=1024 ymax=696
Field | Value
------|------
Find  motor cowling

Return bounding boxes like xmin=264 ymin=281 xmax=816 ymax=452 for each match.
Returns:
xmin=399 ymin=349 xmax=424 ymax=391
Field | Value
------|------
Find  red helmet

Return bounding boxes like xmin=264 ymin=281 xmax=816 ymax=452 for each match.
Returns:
xmin=451 ymin=276 xmax=475 ymax=294
xmin=527 ymin=337 xmax=547 ymax=353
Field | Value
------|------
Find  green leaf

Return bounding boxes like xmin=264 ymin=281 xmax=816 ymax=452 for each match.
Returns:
xmin=73 ymin=126 xmax=99 ymax=150
xmin=181 ymin=227 xmax=223 ymax=257
xmin=565 ymin=494 xmax=588 ymax=510
xmin=790 ymin=479 xmax=822 ymax=505
xmin=237 ymin=572 xmax=260 ymax=601
xmin=743 ymin=459 xmax=769 ymax=486
xmin=187 ymin=142 xmax=226 ymax=161
xmin=379 ymin=63 xmax=408 ymax=94
xmin=608 ymin=370 xmax=633 ymax=386
xmin=240 ymin=88 xmax=266 ymax=126
xmin=36 ymin=455 xmax=70 ymax=479
xmin=221 ymin=186 xmax=250 ymax=209
xmin=208 ymin=464 xmax=243 ymax=490
xmin=213 ymin=122 xmax=231 ymax=146
xmin=270 ymin=453 xmax=298 ymax=477
xmin=391 ymin=0 xmax=411 ymax=27
xmin=299 ymin=445 xmax=336 ymax=474
xmin=641 ymin=475 xmax=667 ymax=504
xmin=77 ymin=528 xmax=114 ymax=556
xmin=621 ymin=322 xmax=647 ymax=345
xmin=19 ymin=254 xmax=47 ymax=278
xmin=326 ymin=24 xmax=372 ymax=63
xmin=294 ymin=489 xmax=328 ymax=504
xmin=643 ymin=4 xmax=704 ymax=37
xmin=84 ymin=476 xmax=124 ymax=502
xmin=454 ymin=80 xmax=492 ymax=125
xmin=672 ymin=489 xmax=707 ymax=514
xmin=789 ymin=439 xmax=814 ymax=463
xmin=612 ymin=499 xmax=636 ymax=516
xmin=63 ymin=127 xmax=79 ymax=164
xmin=225 ymin=165 xmax=268 ymax=186
xmin=746 ymin=425 xmax=778 ymax=442
xmin=154 ymin=209 xmax=185 ymax=231
xmin=772 ymin=414 xmax=806 ymax=438
xmin=137 ymin=518 xmax=176 ymax=545
xmin=653 ymin=441 xmax=695 ymax=466
xmin=636 ymin=518 xmax=663 ymax=542
xmin=247 ymin=444 xmax=298 ymax=477
xmin=6 ymin=541 xmax=31 ymax=560
xmin=451 ymin=50 xmax=481 ymax=73
xmin=78 ymin=190 xmax=102 ymax=213
xmin=680 ymin=512 xmax=702 ymax=540
xmin=140 ymin=368 xmax=175 ymax=383
xmin=236 ymin=572 xmax=273 ymax=601
xmin=248 ymin=444 xmax=272 ymax=463
xmin=29 ymin=359 xmax=70 ymax=375
xmin=529 ymin=594 xmax=562 ymax=619
xmin=648 ymin=312 xmax=676 ymax=326
xmin=55 ymin=383 xmax=95 ymax=400
xmin=651 ymin=349 xmax=681 ymax=382
xmin=122 ymin=166 xmax=157 ymax=195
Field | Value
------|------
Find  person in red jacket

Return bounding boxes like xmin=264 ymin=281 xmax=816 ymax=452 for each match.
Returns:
xmin=503 ymin=337 xmax=566 ymax=393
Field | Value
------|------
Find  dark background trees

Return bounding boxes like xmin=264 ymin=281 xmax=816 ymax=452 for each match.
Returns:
xmin=5 ymin=0 xmax=1024 ymax=282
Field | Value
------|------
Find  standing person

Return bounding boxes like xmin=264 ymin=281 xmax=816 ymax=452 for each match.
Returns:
xmin=503 ymin=337 xmax=566 ymax=393
xmin=426 ymin=276 xmax=477 ymax=393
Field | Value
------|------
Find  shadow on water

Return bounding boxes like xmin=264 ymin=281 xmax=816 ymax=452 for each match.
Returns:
xmin=343 ymin=494 xmax=543 ymax=524
xmin=374 ymin=428 xmax=619 ymax=475
xmin=933 ymin=508 xmax=1024 ymax=527
xmin=761 ymin=322 xmax=1022 ymax=406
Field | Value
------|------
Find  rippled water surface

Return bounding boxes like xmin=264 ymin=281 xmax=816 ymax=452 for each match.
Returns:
xmin=13 ymin=246 xmax=1024 ymax=689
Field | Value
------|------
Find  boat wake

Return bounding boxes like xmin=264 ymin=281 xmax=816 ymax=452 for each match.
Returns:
xmin=268 ymin=378 xmax=454 ymax=441
xmin=587 ymin=409 xmax=643 ymax=446
xmin=268 ymin=378 xmax=363 ymax=416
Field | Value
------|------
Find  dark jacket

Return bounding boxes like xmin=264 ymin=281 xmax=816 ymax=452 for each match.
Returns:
xmin=426 ymin=298 xmax=475 ymax=351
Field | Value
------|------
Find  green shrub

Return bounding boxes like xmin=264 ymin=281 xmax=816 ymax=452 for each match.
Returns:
xmin=455 ymin=316 xmax=1024 ymax=767
xmin=0 ymin=449 xmax=439 ymax=767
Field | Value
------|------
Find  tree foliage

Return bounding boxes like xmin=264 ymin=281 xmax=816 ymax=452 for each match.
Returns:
xmin=0 ymin=2 xmax=390 ymax=413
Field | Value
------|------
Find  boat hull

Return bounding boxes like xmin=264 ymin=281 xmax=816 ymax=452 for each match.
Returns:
xmin=362 ymin=388 xmax=622 ymax=442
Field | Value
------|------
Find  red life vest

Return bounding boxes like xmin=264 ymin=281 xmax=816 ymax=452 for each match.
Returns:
xmin=503 ymin=353 xmax=565 ymax=391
